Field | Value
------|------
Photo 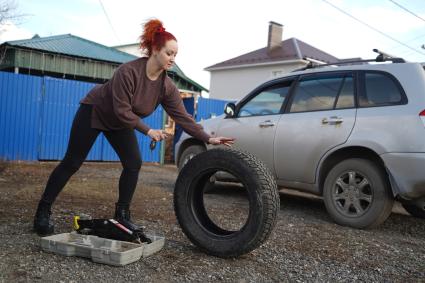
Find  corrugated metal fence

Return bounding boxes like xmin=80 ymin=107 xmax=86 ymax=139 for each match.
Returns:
xmin=0 ymin=72 xmax=42 ymax=160
xmin=196 ymin=97 xmax=232 ymax=122
xmin=0 ymin=71 xmax=163 ymax=162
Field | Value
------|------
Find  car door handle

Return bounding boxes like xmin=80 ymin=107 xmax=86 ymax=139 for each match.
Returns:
xmin=322 ymin=116 xmax=343 ymax=124
xmin=259 ymin=120 xmax=275 ymax=128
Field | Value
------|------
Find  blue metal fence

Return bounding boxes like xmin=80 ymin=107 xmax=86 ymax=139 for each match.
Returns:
xmin=101 ymin=106 xmax=164 ymax=162
xmin=0 ymin=71 xmax=163 ymax=162
xmin=0 ymin=72 xmax=43 ymax=160
xmin=39 ymin=77 xmax=103 ymax=160
xmin=196 ymin=97 xmax=230 ymax=122
xmin=174 ymin=97 xmax=194 ymax=146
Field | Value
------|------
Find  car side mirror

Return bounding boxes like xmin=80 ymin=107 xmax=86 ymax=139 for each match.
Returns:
xmin=224 ymin=103 xmax=236 ymax=118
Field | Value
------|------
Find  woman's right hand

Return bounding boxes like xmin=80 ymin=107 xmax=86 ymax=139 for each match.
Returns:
xmin=208 ymin=137 xmax=235 ymax=146
xmin=147 ymin=129 xmax=168 ymax=141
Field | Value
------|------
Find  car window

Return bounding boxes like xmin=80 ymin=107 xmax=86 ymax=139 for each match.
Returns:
xmin=290 ymin=74 xmax=354 ymax=113
xmin=359 ymin=72 xmax=403 ymax=107
xmin=336 ymin=76 xmax=354 ymax=109
xmin=238 ymin=84 xmax=290 ymax=117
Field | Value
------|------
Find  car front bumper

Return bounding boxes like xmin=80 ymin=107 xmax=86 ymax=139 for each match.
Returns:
xmin=381 ymin=153 xmax=425 ymax=200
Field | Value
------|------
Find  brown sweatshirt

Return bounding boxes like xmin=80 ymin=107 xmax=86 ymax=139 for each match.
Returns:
xmin=80 ymin=57 xmax=210 ymax=142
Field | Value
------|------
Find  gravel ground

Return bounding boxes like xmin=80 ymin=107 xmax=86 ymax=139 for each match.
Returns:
xmin=0 ymin=161 xmax=424 ymax=282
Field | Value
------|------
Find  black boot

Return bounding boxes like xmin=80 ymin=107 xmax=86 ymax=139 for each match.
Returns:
xmin=33 ymin=200 xmax=54 ymax=236
xmin=114 ymin=203 xmax=140 ymax=230
xmin=114 ymin=203 xmax=151 ymax=243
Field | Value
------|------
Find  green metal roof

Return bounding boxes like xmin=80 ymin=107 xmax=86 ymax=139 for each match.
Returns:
xmin=5 ymin=34 xmax=136 ymax=63
xmin=4 ymin=34 xmax=208 ymax=92
xmin=168 ymin=63 xmax=208 ymax=92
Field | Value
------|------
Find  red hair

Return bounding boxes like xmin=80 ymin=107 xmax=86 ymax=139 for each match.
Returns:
xmin=140 ymin=19 xmax=177 ymax=56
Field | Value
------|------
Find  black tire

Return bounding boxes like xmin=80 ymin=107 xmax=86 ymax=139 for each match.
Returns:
xmin=323 ymin=158 xmax=394 ymax=229
xmin=177 ymin=145 xmax=205 ymax=171
xmin=174 ymin=148 xmax=279 ymax=258
xmin=402 ymin=199 xmax=425 ymax=219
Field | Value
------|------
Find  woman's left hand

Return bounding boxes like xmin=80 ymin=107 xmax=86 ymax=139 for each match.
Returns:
xmin=208 ymin=137 xmax=235 ymax=146
xmin=147 ymin=129 xmax=168 ymax=141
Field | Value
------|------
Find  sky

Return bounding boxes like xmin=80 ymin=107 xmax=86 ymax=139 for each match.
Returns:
xmin=1 ymin=0 xmax=425 ymax=90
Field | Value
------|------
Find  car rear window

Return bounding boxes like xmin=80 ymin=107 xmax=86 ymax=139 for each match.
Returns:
xmin=358 ymin=72 xmax=404 ymax=107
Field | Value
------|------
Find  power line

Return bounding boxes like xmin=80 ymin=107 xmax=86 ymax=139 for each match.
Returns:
xmin=387 ymin=32 xmax=425 ymax=52
xmin=321 ymin=0 xmax=425 ymax=57
xmin=389 ymin=0 xmax=425 ymax=23
xmin=98 ymin=0 xmax=120 ymax=43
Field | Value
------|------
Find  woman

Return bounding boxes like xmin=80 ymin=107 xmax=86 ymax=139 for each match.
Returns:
xmin=33 ymin=19 xmax=234 ymax=236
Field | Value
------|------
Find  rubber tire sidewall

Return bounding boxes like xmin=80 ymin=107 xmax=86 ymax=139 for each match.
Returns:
xmin=174 ymin=148 xmax=279 ymax=258
xmin=323 ymin=158 xmax=394 ymax=229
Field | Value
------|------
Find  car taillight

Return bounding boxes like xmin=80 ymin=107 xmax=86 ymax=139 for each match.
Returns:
xmin=420 ymin=110 xmax=425 ymax=126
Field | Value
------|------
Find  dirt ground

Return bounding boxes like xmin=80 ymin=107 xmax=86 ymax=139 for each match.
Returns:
xmin=0 ymin=161 xmax=424 ymax=282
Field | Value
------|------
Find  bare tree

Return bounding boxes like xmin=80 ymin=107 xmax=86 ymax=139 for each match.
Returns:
xmin=0 ymin=0 xmax=25 ymax=64
xmin=0 ymin=0 xmax=24 ymax=25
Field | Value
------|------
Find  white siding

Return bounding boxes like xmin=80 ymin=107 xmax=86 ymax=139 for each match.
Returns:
xmin=209 ymin=62 xmax=306 ymax=101
xmin=115 ymin=44 xmax=143 ymax=57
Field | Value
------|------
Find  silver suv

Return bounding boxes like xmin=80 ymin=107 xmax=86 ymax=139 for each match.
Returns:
xmin=175 ymin=53 xmax=425 ymax=229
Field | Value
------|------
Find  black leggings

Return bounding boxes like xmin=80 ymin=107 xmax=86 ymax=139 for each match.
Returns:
xmin=41 ymin=104 xmax=142 ymax=206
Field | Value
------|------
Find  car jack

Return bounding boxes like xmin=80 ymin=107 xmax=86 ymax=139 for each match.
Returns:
xmin=73 ymin=216 xmax=152 ymax=244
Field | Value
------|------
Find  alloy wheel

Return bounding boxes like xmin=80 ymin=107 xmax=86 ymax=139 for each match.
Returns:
xmin=332 ymin=171 xmax=373 ymax=217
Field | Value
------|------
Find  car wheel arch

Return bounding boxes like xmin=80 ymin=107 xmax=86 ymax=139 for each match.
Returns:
xmin=176 ymin=139 xmax=207 ymax=167
xmin=317 ymin=146 xmax=393 ymax=195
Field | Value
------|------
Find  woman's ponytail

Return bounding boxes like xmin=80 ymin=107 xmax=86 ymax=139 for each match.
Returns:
xmin=140 ymin=19 xmax=176 ymax=56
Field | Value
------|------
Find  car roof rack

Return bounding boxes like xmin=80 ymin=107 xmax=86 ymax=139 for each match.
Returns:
xmin=293 ymin=49 xmax=406 ymax=72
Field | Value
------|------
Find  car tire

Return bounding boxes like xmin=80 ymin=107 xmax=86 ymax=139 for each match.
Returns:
xmin=323 ymin=158 xmax=394 ymax=229
xmin=402 ymin=199 xmax=425 ymax=219
xmin=177 ymin=145 xmax=205 ymax=171
xmin=174 ymin=148 xmax=280 ymax=258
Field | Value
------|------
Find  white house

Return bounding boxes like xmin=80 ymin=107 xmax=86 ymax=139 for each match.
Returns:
xmin=205 ymin=21 xmax=340 ymax=101
xmin=113 ymin=43 xmax=142 ymax=57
